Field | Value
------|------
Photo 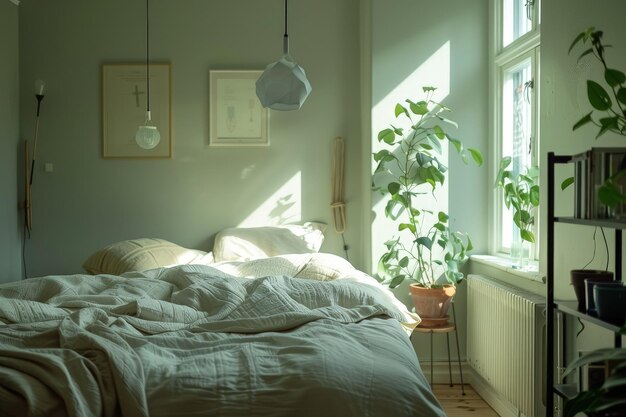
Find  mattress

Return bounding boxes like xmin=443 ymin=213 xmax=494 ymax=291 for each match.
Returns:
xmin=0 ymin=253 xmax=446 ymax=417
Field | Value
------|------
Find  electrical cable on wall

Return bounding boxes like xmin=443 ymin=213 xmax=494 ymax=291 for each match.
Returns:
xmin=331 ymin=137 xmax=349 ymax=261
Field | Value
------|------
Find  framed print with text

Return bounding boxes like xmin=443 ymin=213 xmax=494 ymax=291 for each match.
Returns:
xmin=209 ymin=70 xmax=269 ymax=146
xmin=102 ymin=63 xmax=171 ymax=158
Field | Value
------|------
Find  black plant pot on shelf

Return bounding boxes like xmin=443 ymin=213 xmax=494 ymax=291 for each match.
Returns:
xmin=570 ymin=270 xmax=613 ymax=312
xmin=594 ymin=283 xmax=626 ymax=323
xmin=585 ymin=278 xmax=620 ymax=315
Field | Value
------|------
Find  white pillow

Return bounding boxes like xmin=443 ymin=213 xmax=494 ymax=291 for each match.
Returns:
xmin=213 ymin=222 xmax=326 ymax=262
xmin=82 ymin=238 xmax=213 ymax=275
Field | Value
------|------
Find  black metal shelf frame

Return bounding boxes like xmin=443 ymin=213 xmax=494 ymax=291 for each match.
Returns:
xmin=546 ymin=152 xmax=624 ymax=416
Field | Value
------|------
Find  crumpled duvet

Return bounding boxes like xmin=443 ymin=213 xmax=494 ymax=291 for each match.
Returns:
xmin=0 ymin=256 xmax=445 ymax=417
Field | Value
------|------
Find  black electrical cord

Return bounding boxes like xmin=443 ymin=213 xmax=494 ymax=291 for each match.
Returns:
xmin=146 ymin=0 xmax=151 ymax=114
xmin=341 ymin=234 xmax=349 ymax=262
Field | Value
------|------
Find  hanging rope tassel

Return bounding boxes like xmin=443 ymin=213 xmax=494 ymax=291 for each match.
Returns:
xmin=331 ymin=137 xmax=349 ymax=260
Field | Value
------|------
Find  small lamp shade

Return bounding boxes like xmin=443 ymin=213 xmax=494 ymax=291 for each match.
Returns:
xmin=135 ymin=125 xmax=161 ymax=149
xmin=256 ymin=55 xmax=312 ymax=111
xmin=136 ymin=110 xmax=160 ymax=150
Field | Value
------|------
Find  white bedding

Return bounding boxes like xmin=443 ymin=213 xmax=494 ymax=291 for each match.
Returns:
xmin=0 ymin=254 xmax=445 ymax=417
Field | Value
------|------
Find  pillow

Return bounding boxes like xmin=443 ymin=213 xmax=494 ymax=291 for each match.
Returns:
xmin=212 ymin=222 xmax=326 ymax=262
xmin=82 ymin=238 xmax=213 ymax=275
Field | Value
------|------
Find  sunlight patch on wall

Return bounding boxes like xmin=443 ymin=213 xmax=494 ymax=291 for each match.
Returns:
xmin=238 ymin=172 xmax=302 ymax=227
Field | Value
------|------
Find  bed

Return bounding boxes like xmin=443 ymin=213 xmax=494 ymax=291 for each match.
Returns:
xmin=0 ymin=228 xmax=447 ymax=417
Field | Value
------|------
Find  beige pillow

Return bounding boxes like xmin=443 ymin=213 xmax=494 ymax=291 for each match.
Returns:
xmin=83 ymin=238 xmax=212 ymax=275
xmin=213 ymin=222 xmax=327 ymax=262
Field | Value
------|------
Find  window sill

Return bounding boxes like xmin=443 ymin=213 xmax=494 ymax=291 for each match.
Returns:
xmin=470 ymin=254 xmax=546 ymax=284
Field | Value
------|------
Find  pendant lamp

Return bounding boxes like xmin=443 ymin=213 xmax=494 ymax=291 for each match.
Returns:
xmin=135 ymin=0 xmax=160 ymax=150
xmin=256 ymin=0 xmax=312 ymax=111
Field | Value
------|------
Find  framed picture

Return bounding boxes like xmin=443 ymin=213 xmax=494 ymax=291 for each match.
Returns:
xmin=102 ymin=63 xmax=171 ymax=158
xmin=209 ymin=70 xmax=269 ymax=146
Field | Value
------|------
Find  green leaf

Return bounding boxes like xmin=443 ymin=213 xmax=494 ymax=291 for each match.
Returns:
xmin=409 ymin=100 xmax=429 ymax=115
xmin=499 ymin=156 xmax=512 ymax=170
xmin=587 ymin=80 xmax=612 ymax=111
xmin=398 ymin=256 xmax=409 ymax=268
xmin=422 ymin=86 xmax=436 ymax=93
xmin=395 ymin=103 xmax=409 ymax=118
xmin=468 ymin=148 xmax=483 ymax=166
xmin=605 ymin=68 xmax=626 ymax=87
xmin=378 ymin=128 xmax=395 ymax=144
xmin=438 ymin=211 xmax=449 ymax=222
xmin=427 ymin=134 xmax=443 ymax=154
xmin=433 ymin=223 xmax=445 ymax=232
xmin=389 ymin=275 xmax=406 ymax=289
xmin=433 ymin=125 xmax=445 ymax=139
xmin=398 ymin=223 xmax=416 ymax=234
xmin=448 ymin=136 xmax=463 ymax=153
xmin=564 ymin=347 xmax=626 ymax=377
xmin=572 ymin=112 xmax=593 ymax=131
xmin=568 ymin=31 xmax=587 ymax=54
xmin=561 ymin=176 xmax=574 ymax=190
xmin=387 ymin=182 xmax=401 ymax=195
xmin=600 ymin=116 xmax=619 ymax=129
xmin=529 ymin=185 xmax=539 ymax=206
xmin=415 ymin=237 xmax=433 ymax=250
xmin=373 ymin=149 xmax=396 ymax=163
xmin=520 ymin=229 xmax=535 ymax=243
xmin=435 ymin=115 xmax=459 ymax=128
xmin=598 ymin=183 xmax=624 ymax=207
xmin=617 ymin=87 xmax=626 ymax=105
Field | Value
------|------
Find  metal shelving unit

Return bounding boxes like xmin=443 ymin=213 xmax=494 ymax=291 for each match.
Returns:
xmin=546 ymin=152 xmax=624 ymax=416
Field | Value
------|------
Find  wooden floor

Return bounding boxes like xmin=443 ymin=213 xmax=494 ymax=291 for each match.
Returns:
xmin=432 ymin=384 xmax=500 ymax=417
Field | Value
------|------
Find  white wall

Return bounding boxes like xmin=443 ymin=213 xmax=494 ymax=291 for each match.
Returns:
xmin=368 ymin=0 xmax=490 ymax=361
xmin=18 ymin=0 xmax=363 ymax=278
xmin=0 ymin=0 xmax=21 ymax=283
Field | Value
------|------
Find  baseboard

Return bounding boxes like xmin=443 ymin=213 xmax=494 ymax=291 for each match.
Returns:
xmin=468 ymin=368 xmax=520 ymax=417
xmin=421 ymin=361 xmax=471 ymax=385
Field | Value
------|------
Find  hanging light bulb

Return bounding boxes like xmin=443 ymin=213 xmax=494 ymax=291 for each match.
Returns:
xmin=135 ymin=0 xmax=160 ymax=149
xmin=256 ymin=0 xmax=311 ymax=111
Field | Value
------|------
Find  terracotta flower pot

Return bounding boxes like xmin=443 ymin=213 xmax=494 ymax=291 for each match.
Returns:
xmin=409 ymin=283 xmax=456 ymax=327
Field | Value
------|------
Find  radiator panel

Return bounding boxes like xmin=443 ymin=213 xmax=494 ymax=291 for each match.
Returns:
xmin=467 ymin=274 xmax=545 ymax=417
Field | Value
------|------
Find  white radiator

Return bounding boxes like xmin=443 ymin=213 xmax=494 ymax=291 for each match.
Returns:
xmin=467 ymin=274 xmax=546 ymax=417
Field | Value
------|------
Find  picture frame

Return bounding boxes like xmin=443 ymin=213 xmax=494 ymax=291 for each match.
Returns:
xmin=209 ymin=70 xmax=269 ymax=146
xmin=102 ymin=63 xmax=172 ymax=158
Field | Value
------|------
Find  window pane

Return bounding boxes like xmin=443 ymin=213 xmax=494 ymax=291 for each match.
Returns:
xmin=503 ymin=0 xmax=533 ymax=47
xmin=501 ymin=58 xmax=532 ymax=251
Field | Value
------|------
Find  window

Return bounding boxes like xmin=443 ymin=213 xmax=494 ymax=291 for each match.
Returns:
xmin=492 ymin=0 xmax=540 ymax=259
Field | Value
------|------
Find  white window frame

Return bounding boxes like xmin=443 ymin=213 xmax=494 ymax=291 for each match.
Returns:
xmin=490 ymin=0 xmax=541 ymax=258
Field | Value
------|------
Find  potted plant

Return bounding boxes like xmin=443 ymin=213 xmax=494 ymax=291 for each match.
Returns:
xmin=494 ymin=156 xmax=539 ymax=268
xmin=567 ymin=27 xmax=626 ymax=207
xmin=561 ymin=324 xmax=626 ymax=417
xmin=373 ymin=86 xmax=482 ymax=326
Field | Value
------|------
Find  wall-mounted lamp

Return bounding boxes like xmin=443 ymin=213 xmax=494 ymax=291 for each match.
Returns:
xmin=256 ymin=0 xmax=312 ymax=111
xmin=135 ymin=0 xmax=161 ymax=150
xmin=25 ymin=79 xmax=46 ymax=232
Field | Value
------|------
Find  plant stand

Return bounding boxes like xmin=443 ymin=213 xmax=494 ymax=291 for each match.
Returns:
xmin=411 ymin=303 xmax=465 ymax=394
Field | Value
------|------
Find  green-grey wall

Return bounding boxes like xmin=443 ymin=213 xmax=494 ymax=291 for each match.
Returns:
xmin=368 ymin=0 xmax=490 ymax=361
xmin=18 ymin=0 xmax=363 ymax=278
xmin=0 ymin=0 xmax=21 ymax=283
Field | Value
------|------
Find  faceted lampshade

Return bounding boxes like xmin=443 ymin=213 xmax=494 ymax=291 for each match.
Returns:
xmin=256 ymin=55 xmax=312 ymax=111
